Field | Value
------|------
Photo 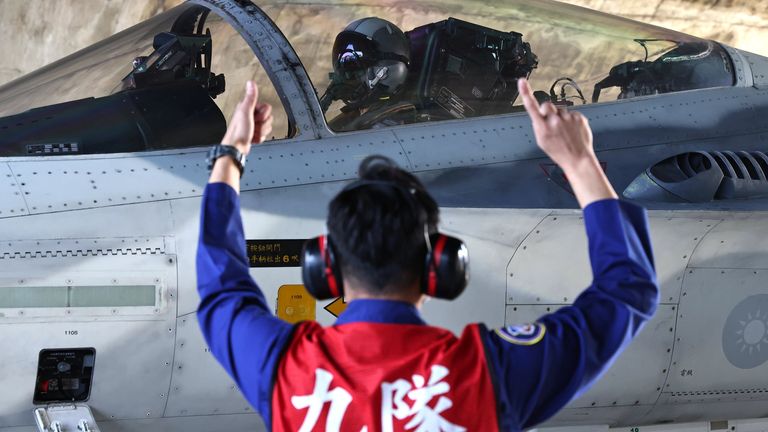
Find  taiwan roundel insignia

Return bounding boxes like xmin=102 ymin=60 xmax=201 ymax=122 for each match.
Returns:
xmin=495 ymin=323 xmax=546 ymax=345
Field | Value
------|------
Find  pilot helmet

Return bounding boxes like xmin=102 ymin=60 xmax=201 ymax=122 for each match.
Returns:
xmin=330 ymin=17 xmax=410 ymax=106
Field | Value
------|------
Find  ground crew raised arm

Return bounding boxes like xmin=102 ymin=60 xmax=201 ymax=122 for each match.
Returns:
xmin=486 ymin=198 xmax=657 ymax=429
xmin=480 ymin=80 xmax=659 ymax=430
xmin=196 ymin=79 xmax=658 ymax=431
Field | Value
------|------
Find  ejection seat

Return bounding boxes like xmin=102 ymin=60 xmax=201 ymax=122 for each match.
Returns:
xmin=401 ymin=18 xmax=538 ymax=121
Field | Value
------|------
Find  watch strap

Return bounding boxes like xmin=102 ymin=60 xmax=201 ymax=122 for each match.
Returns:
xmin=207 ymin=144 xmax=246 ymax=177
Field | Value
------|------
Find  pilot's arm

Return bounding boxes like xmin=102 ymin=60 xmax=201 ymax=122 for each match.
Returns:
xmin=196 ymin=81 xmax=285 ymax=420
xmin=482 ymin=80 xmax=659 ymax=430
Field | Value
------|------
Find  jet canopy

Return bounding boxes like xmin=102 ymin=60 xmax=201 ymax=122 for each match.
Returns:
xmin=0 ymin=0 xmax=736 ymax=156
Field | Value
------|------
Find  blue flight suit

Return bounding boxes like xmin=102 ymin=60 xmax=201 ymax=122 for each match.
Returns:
xmin=196 ymin=182 xmax=658 ymax=431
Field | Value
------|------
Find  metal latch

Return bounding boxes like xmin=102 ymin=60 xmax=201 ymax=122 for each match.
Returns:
xmin=34 ymin=404 xmax=99 ymax=432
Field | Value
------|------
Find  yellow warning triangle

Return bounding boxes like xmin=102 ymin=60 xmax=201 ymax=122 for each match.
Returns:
xmin=324 ymin=297 xmax=347 ymax=318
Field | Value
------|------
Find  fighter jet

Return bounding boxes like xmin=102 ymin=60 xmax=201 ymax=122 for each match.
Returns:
xmin=1 ymin=0 xmax=767 ymax=430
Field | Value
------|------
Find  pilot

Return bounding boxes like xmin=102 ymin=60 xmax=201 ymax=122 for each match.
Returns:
xmin=197 ymin=80 xmax=658 ymax=431
xmin=320 ymin=17 xmax=414 ymax=132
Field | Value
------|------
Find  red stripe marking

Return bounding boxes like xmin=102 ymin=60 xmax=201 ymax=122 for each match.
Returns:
xmin=320 ymin=236 xmax=340 ymax=298
xmin=428 ymin=235 xmax=447 ymax=297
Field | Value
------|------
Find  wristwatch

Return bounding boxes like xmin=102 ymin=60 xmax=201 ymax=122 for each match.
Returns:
xmin=207 ymin=144 xmax=246 ymax=177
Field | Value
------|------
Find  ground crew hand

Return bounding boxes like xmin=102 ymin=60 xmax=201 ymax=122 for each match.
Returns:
xmin=517 ymin=78 xmax=618 ymax=208
xmin=210 ymin=80 xmax=273 ymax=191
xmin=222 ymin=80 xmax=274 ymax=155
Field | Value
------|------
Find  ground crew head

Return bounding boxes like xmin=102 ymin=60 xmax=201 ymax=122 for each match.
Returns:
xmin=330 ymin=156 xmax=438 ymax=295
xmin=301 ymin=156 xmax=469 ymax=304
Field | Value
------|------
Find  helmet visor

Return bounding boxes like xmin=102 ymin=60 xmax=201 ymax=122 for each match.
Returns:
xmin=332 ymin=31 xmax=378 ymax=74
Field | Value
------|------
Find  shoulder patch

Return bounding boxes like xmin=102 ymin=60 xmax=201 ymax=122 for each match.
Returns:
xmin=494 ymin=323 xmax=546 ymax=346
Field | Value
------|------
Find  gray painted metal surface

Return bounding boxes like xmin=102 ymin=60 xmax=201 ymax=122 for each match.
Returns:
xmin=742 ymin=50 xmax=768 ymax=87
xmin=672 ymin=269 xmax=768 ymax=385
xmin=509 ymin=304 xmax=677 ymax=408
xmin=165 ymin=315 xmax=253 ymax=416
xmin=0 ymin=163 xmax=28 ymax=216
xmin=0 ymin=237 xmax=178 ymax=427
xmin=1 ymin=0 xmax=768 ymax=431
xmin=688 ymin=218 xmax=768 ymax=269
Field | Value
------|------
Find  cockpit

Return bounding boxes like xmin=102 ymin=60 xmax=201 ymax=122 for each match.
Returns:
xmin=0 ymin=0 xmax=737 ymax=157
xmin=320 ymin=17 xmax=539 ymax=132
xmin=312 ymin=7 xmax=734 ymax=132
xmin=322 ymin=23 xmax=732 ymax=131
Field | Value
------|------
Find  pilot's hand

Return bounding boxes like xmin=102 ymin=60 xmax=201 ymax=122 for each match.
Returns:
xmin=518 ymin=78 xmax=618 ymax=208
xmin=221 ymin=80 xmax=274 ymax=155
xmin=518 ymin=78 xmax=593 ymax=171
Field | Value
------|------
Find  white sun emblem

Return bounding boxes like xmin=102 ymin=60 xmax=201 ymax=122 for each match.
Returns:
xmin=735 ymin=309 xmax=768 ymax=355
xmin=723 ymin=294 xmax=768 ymax=369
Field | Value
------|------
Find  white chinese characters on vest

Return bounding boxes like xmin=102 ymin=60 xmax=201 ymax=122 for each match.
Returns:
xmin=290 ymin=365 xmax=466 ymax=432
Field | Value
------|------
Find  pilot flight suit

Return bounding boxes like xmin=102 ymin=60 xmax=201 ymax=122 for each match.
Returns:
xmin=196 ymin=182 xmax=659 ymax=431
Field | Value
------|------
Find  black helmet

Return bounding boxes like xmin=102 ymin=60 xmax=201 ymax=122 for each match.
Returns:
xmin=328 ymin=17 xmax=410 ymax=107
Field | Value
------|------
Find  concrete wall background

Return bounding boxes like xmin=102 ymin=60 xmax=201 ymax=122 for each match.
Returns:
xmin=0 ymin=0 xmax=766 ymax=87
xmin=568 ymin=0 xmax=768 ymax=55
xmin=0 ymin=0 xmax=180 ymax=86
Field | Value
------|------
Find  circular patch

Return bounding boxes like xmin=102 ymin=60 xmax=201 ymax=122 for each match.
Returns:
xmin=722 ymin=294 xmax=768 ymax=369
xmin=495 ymin=323 xmax=546 ymax=346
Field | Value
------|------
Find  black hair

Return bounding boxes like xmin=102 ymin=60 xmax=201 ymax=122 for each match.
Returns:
xmin=327 ymin=155 xmax=439 ymax=293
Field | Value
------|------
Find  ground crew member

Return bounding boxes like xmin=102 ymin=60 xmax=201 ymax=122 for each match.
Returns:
xmin=196 ymin=79 xmax=659 ymax=431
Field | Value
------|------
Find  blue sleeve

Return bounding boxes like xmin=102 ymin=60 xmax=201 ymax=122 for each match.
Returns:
xmin=481 ymin=199 xmax=659 ymax=431
xmin=196 ymin=182 xmax=294 ymax=427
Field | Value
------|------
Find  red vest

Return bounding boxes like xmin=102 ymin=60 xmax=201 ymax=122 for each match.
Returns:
xmin=272 ymin=321 xmax=499 ymax=431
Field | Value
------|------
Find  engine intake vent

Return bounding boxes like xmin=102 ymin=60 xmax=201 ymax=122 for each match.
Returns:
xmin=624 ymin=151 xmax=768 ymax=202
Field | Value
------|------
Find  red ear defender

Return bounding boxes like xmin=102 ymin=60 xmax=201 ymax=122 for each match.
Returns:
xmin=301 ymin=235 xmax=344 ymax=300
xmin=422 ymin=233 xmax=469 ymax=300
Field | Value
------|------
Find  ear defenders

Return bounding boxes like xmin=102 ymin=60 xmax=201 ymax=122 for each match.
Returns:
xmin=301 ymin=234 xmax=344 ymax=300
xmin=301 ymin=180 xmax=469 ymax=301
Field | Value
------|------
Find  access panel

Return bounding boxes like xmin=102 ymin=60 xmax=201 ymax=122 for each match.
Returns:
xmin=34 ymin=348 xmax=95 ymax=403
